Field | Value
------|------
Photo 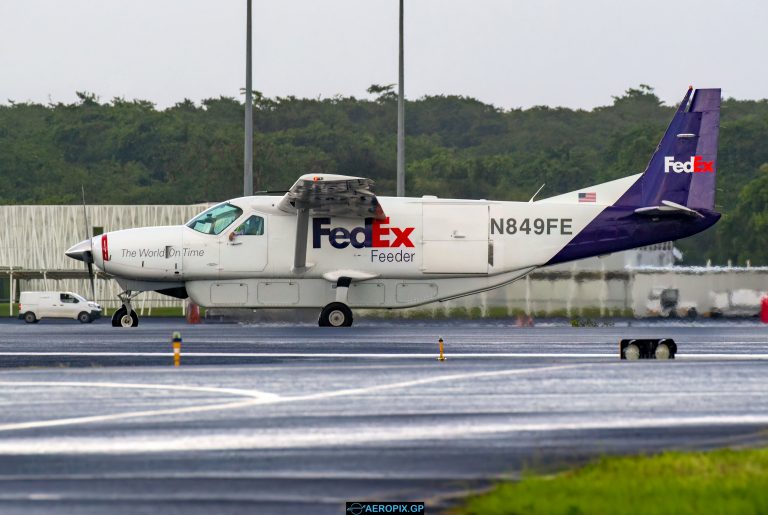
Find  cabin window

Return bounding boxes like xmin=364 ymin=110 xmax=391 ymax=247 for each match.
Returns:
xmin=233 ymin=215 xmax=264 ymax=236
xmin=187 ymin=203 xmax=243 ymax=235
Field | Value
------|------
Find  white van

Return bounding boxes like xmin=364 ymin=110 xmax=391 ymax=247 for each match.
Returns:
xmin=19 ymin=292 xmax=102 ymax=324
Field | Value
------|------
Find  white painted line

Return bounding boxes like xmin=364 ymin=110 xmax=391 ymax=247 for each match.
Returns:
xmin=676 ymin=354 xmax=768 ymax=360
xmin=25 ymin=494 xmax=62 ymax=501
xmin=0 ymin=364 xmax=582 ymax=434
xmin=0 ymin=470 xmax=501 ymax=481
xmin=0 ymin=399 xmax=259 ymax=433
xmin=286 ymin=364 xmax=585 ymax=402
xmin=0 ymin=381 xmax=280 ymax=433
xmin=0 ymin=351 xmax=606 ymax=358
xmin=0 ymin=381 xmax=280 ymax=400
xmin=1 ymin=352 xmax=767 ymax=360
xmin=2 ymin=414 xmax=768 ymax=454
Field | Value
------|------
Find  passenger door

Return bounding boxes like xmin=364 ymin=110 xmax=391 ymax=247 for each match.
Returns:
xmin=219 ymin=214 xmax=268 ymax=274
xmin=60 ymin=293 xmax=81 ymax=319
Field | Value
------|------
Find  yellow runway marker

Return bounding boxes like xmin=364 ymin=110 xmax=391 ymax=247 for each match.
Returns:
xmin=172 ymin=332 xmax=182 ymax=367
xmin=437 ymin=337 xmax=446 ymax=361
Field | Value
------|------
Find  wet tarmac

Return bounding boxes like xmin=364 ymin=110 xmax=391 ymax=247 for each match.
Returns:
xmin=0 ymin=318 xmax=766 ymax=514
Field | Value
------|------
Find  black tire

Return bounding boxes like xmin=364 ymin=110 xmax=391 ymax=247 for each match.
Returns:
xmin=77 ymin=312 xmax=91 ymax=324
xmin=111 ymin=308 xmax=123 ymax=327
xmin=318 ymin=302 xmax=353 ymax=327
xmin=111 ymin=306 xmax=139 ymax=328
xmin=23 ymin=312 xmax=37 ymax=324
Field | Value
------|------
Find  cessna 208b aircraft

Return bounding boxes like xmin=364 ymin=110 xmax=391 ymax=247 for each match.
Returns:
xmin=66 ymin=87 xmax=721 ymax=327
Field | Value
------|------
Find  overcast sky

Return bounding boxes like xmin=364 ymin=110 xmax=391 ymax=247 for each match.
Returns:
xmin=1 ymin=0 xmax=766 ymax=110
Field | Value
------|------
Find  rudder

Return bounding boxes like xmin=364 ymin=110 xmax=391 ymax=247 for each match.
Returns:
xmin=615 ymin=87 xmax=721 ymax=211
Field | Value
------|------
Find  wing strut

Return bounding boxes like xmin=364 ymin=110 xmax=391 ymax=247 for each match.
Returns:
xmin=293 ymin=207 xmax=310 ymax=273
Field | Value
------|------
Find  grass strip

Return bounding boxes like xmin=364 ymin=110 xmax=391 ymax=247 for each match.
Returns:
xmin=455 ymin=448 xmax=768 ymax=515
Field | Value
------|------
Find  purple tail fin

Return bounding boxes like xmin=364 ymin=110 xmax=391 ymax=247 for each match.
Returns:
xmin=615 ymin=87 xmax=721 ymax=210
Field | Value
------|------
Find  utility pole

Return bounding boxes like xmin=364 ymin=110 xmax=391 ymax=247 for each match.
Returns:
xmin=396 ymin=0 xmax=405 ymax=197
xmin=244 ymin=0 xmax=254 ymax=196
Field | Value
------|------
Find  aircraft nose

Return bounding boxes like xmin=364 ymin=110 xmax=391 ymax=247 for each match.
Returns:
xmin=65 ymin=239 xmax=93 ymax=263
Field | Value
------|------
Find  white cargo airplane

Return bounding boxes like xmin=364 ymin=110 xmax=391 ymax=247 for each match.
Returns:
xmin=66 ymin=87 xmax=721 ymax=327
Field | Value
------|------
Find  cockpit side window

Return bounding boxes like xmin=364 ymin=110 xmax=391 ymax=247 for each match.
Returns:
xmin=187 ymin=203 xmax=243 ymax=235
xmin=233 ymin=215 xmax=265 ymax=236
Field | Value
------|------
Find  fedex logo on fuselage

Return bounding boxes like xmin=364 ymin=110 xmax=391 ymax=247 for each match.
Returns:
xmin=664 ymin=156 xmax=715 ymax=174
xmin=312 ymin=217 xmax=415 ymax=249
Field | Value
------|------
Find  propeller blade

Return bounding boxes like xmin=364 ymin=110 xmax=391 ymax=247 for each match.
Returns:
xmin=80 ymin=185 xmax=95 ymax=302
xmin=86 ymin=260 xmax=96 ymax=301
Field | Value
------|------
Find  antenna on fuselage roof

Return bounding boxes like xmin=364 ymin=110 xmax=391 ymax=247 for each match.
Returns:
xmin=529 ymin=183 xmax=546 ymax=203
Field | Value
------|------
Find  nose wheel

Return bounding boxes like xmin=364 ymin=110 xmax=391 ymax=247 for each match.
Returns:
xmin=318 ymin=302 xmax=353 ymax=327
xmin=112 ymin=289 xmax=141 ymax=327
xmin=112 ymin=306 xmax=139 ymax=327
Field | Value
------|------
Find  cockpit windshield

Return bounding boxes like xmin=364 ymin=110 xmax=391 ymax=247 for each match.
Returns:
xmin=187 ymin=203 xmax=243 ymax=235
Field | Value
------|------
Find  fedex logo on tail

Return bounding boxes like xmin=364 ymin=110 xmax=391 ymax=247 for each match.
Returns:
xmin=664 ymin=156 xmax=715 ymax=174
xmin=313 ymin=217 xmax=415 ymax=249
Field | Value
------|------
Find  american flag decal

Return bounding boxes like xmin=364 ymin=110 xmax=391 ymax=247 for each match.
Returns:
xmin=578 ymin=192 xmax=596 ymax=203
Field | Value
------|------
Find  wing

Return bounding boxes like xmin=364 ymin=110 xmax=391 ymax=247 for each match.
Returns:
xmin=277 ymin=174 xmax=385 ymax=220
xmin=278 ymin=174 xmax=386 ymax=273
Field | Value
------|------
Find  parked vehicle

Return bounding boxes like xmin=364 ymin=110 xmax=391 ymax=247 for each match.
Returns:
xmin=645 ymin=287 xmax=698 ymax=318
xmin=709 ymin=289 xmax=765 ymax=318
xmin=18 ymin=291 xmax=102 ymax=323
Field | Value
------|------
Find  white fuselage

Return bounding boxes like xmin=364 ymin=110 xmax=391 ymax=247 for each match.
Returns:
xmin=90 ymin=175 xmax=636 ymax=309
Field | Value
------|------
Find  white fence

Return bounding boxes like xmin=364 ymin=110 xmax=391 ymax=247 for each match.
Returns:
xmin=1 ymin=204 xmax=207 ymax=311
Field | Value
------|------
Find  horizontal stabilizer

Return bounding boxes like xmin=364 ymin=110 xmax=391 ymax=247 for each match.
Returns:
xmin=634 ymin=200 xmax=704 ymax=218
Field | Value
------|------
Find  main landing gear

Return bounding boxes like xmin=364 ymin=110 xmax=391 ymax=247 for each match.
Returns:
xmin=318 ymin=277 xmax=354 ymax=327
xmin=112 ymin=290 xmax=141 ymax=328
xmin=319 ymin=302 xmax=353 ymax=327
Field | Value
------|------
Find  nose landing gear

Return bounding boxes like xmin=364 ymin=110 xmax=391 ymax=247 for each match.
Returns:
xmin=112 ymin=290 xmax=141 ymax=327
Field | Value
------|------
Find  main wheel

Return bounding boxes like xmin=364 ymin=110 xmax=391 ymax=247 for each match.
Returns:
xmin=624 ymin=343 xmax=640 ymax=361
xmin=319 ymin=303 xmax=353 ymax=327
xmin=111 ymin=306 xmax=139 ymax=327
xmin=23 ymin=312 xmax=37 ymax=324
xmin=77 ymin=311 xmax=91 ymax=324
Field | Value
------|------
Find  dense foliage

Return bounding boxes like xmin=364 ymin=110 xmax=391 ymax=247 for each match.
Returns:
xmin=2 ymin=85 xmax=768 ymax=264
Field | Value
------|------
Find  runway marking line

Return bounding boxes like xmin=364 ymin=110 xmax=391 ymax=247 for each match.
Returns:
xmin=0 ymin=381 xmax=279 ymax=400
xmin=2 ymin=414 xmax=768 ymax=454
xmin=1 ymin=352 xmax=767 ymax=360
xmin=0 ymin=364 xmax=582 ymax=433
